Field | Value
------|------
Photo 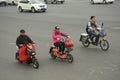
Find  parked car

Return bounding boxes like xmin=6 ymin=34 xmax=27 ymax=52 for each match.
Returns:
xmin=17 ymin=0 xmax=47 ymax=13
xmin=44 ymin=0 xmax=65 ymax=4
xmin=0 ymin=0 xmax=7 ymax=6
xmin=7 ymin=0 xmax=19 ymax=5
xmin=91 ymin=0 xmax=115 ymax=4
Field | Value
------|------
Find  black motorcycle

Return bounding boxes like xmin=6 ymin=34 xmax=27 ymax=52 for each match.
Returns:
xmin=79 ymin=23 xmax=109 ymax=51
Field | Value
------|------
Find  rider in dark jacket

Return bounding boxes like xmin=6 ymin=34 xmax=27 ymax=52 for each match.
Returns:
xmin=16 ymin=29 xmax=34 ymax=61
xmin=86 ymin=16 xmax=100 ymax=45
xmin=16 ymin=29 xmax=34 ymax=48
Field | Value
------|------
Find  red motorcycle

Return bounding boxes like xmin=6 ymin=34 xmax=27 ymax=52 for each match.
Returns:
xmin=15 ymin=44 xmax=39 ymax=69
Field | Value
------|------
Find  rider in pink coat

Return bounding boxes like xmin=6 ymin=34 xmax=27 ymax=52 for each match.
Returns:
xmin=50 ymin=26 xmax=70 ymax=54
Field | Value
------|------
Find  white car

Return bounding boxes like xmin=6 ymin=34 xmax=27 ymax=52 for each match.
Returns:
xmin=7 ymin=0 xmax=19 ymax=5
xmin=17 ymin=0 xmax=47 ymax=13
xmin=0 ymin=0 xmax=8 ymax=6
xmin=91 ymin=0 xmax=115 ymax=4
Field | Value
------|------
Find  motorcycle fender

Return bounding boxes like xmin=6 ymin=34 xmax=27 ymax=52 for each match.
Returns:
xmin=79 ymin=35 xmax=83 ymax=41
xmin=80 ymin=33 xmax=88 ymax=41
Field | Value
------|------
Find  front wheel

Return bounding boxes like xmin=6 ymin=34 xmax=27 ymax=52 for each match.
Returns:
xmin=66 ymin=54 xmax=73 ymax=63
xmin=31 ymin=7 xmax=36 ymax=13
xmin=91 ymin=0 xmax=94 ymax=4
xmin=33 ymin=60 xmax=39 ymax=69
xmin=18 ymin=7 xmax=23 ymax=12
xmin=100 ymin=40 xmax=109 ymax=51
xmin=15 ymin=52 xmax=23 ymax=63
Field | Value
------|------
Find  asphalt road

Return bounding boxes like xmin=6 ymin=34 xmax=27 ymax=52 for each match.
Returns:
xmin=0 ymin=0 xmax=120 ymax=80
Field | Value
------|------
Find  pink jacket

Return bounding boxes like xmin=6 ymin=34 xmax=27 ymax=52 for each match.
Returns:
xmin=52 ymin=30 xmax=68 ymax=43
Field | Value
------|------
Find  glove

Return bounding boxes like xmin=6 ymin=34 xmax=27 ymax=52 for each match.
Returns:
xmin=57 ymin=38 xmax=60 ymax=40
xmin=67 ymin=36 xmax=71 ymax=39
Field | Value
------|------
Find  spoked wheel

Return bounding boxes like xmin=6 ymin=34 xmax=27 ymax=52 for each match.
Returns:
xmin=66 ymin=54 xmax=73 ymax=63
xmin=103 ymin=0 xmax=107 ymax=4
xmin=33 ymin=60 xmax=39 ymax=69
xmin=100 ymin=40 xmax=109 ymax=51
xmin=82 ymin=40 xmax=90 ymax=47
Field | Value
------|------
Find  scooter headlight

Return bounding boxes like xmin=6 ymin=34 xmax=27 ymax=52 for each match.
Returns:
xmin=32 ymin=52 xmax=36 ymax=55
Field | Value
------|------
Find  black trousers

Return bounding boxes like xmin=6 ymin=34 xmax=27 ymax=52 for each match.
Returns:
xmin=54 ymin=42 xmax=65 ymax=53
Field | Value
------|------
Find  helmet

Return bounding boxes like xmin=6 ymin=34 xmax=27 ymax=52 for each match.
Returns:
xmin=55 ymin=26 xmax=60 ymax=30
xmin=20 ymin=29 xmax=25 ymax=33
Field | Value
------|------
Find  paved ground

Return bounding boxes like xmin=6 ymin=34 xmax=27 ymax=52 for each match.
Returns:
xmin=0 ymin=0 xmax=120 ymax=80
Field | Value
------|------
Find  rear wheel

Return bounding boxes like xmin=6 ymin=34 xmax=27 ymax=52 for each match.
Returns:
xmin=82 ymin=40 xmax=90 ymax=47
xmin=33 ymin=60 xmax=39 ymax=69
xmin=18 ymin=7 xmax=23 ymax=12
xmin=12 ymin=1 xmax=15 ymax=5
xmin=15 ymin=52 xmax=19 ymax=60
xmin=110 ymin=2 xmax=113 ymax=4
xmin=100 ymin=40 xmax=109 ymax=51
xmin=66 ymin=54 xmax=73 ymax=63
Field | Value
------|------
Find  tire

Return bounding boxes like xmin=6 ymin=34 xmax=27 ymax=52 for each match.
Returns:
xmin=33 ymin=60 xmax=39 ymax=69
xmin=110 ymin=2 xmax=113 ymax=4
xmin=100 ymin=40 xmax=109 ymax=51
xmin=61 ymin=1 xmax=64 ymax=4
xmin=44 ymin=0 xmax=48 ymax=4
xmin=91 ymin=0 xmax=94 ymax=4
xmin=18 ymin=7 xmax=23 ymax=12
xmin=51 ymin=2 xmax=54 ymax=4
xmin=82 ymin=40 xmax=90 ymax=47
xmin=15 ymin=52 xmax=23 ymax=63
xmin=103 ymin=0 xmax=107 ymax=4
xmin=66 ymin=54 xmax=73 ymax=63
xmin=51 ymin=53 xmax=56 ymax=59
xmin=15 ymin=52 xmax=19 ymax=60
xmin=42 ymin=10 xmax=46 ymax=12
xmin=1 ymin=2 xmax=7 ymax=7
xmin=12 ymin=1 xmax=15 ymax=5
xmin=31 ymin=7 xmax=36 ymax=13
